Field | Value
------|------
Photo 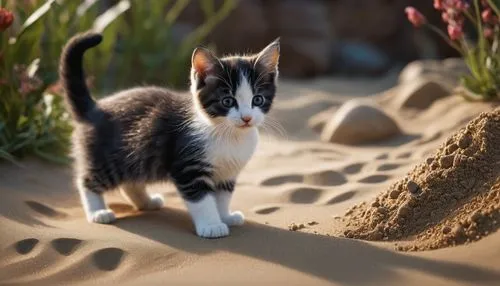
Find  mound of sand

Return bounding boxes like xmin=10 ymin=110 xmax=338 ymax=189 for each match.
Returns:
xmin=343 ymin=108 xmax=500 ymax=251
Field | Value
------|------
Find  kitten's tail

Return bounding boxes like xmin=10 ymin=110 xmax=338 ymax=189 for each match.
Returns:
xmin=59 ymin=32 xmax=102 ymax=121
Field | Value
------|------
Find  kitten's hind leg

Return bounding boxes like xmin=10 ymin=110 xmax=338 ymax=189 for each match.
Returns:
xmin=77 ymin=178 xmax=116 ymax=224
xmin=120 ymin=184 xmax=164 ymax=211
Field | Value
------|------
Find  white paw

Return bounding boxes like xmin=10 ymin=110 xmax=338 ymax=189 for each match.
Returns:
xmin=90 ymin=209 xmax=116 ymax=224
xmin=221 ymin=211 xmax=245 ymax=226
xmin=195 ymin=223 xmax=230 ymax=238
xmin=143 ymin=193 xmax=164 ymax=210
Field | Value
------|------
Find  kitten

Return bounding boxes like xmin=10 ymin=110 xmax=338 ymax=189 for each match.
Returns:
xmin=59 ymin=32 xmax=279 ymax=238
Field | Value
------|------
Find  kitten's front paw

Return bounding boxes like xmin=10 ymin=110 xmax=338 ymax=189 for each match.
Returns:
xmin=90 ymin=209 xmax=116 ymax=224
xmin=195 ymin=223 xmax=230 ymax=238
xmin=143 ymin=193 xmax=164 ymax=210
xmin=221 ymin=211 xmax=245 ymax=226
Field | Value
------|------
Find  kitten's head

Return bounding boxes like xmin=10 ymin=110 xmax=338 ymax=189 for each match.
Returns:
xmin=190 ymin=39 xmax=280 ymax=130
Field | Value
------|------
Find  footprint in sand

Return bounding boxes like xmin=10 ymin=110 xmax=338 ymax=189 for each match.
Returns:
xmin=325 ymin=191 xmax=357 ymax=205
xmin=358 ymin=174 xmax=391 ymax=184
xmin=15 ymin=238 xmax=39 ymax=255
xmin=376 ymin=163 xmax=403 ymax=171
xmin=261 ymin=171 xmax=347 ymax=187
xmin=342 ymin=163 xmax=365 ymax=175
xmin=51 ymin=238 xmax=83 ymax=256
xmin=25 ymin=201 xmax=68 ymax=219
xmin=253 ymin=206 xmax=281 ymax=215
xmin=260 ymin=174 xmax=303 ymax=186
xmin=92 ymin=248 xmax=125 ymax=271
xmin=288 ymin=187 xmax=323 ymax=204
xmin=303 ymin=170 xmax=347 ymax=186
xmin=396 ymin=152 xmax=412 ymax=159
xmin=376 ymin=153 xmax=389 ymax=160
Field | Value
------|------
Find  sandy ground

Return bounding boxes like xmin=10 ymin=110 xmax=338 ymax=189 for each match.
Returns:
xmin=1 ymin=74 xmax=499 ymax=286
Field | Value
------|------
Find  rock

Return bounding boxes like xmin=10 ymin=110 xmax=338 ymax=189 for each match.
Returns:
xmin=470 ymin=211 xmax=482 ymax=222
xmin=288 ymin=222 xmax=306 ymax=231
xmin=442 ymin=226 xmax=452 ymax=234
xmin=426 ymin=157 xmax=434 ymax=165
xmin=328 ymin=1 xmax=399 ymax=42
xmin=321 ymin=100 xmax=401 ymax=145
xmin=407 ymin=180 xmax=420 ymax=194
xmin=397 ymin=205 xmax=411 ymax=217
xmin=399 ymin=59 xmax=469 ymax=85
xmin=174 ymin=1 xmax=459 ymax=79
xmin=439 ymin=155 xmax=454 ymax=169
xmin=452 ymin=224 xmax=465 ymax=238
xmin=395 ymin=78 xmax=450 ymax=110
xmin=377 ymin=207 xmax=387 ymax=214
xmin=389 ymin=190 xmax=401 ymax=199
xmin=333 ymin=41 xmax=391 ymax=75
xmin=265 ymin=0 xmax=332 ymax=77
xmin=446 ymin=143 xmax=459 ymax=154
xmin=458 ymin=133 xmax=472 ymax=149
xmin=308 ymin=106 xmax=339 ymax=133
xmin=209 ymin=0 xmax=269 ymax=54
xmin=398 ymin=60 xmax=438 ymax=83
xmin=443 ymin=58 xmax=470 ymax=76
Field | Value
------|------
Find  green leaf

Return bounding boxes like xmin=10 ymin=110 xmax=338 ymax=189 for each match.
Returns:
xmin=17 ymin=0 xmax=57 ymax=39
xmin=0 ymin=149 xmax=20 ymax=165
xmin=34 ymin=147 xmax=71 ymax=165
xmin=93 ymin=0 xmax=131 ymax=33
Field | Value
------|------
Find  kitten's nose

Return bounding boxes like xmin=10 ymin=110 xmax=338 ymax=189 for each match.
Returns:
xmin=241 ymin=116 xmax=252 ymax=123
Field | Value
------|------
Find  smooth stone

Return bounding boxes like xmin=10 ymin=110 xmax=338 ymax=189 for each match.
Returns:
xmin=321 ymin=100 xmax=401 ymax=145
xmin=394 ymin=78 xmax=450 ymax=110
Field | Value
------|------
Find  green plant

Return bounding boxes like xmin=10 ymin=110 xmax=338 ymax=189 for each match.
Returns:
xmin=99 ymin=0 xmax=236 ymax=91
xmin=0 ymin=0 xmax=235 ymax=164
xmin=0 ymin=0 xmax=71 ymax=163
xmin=406 ymin=0 xmax=500 ymax=101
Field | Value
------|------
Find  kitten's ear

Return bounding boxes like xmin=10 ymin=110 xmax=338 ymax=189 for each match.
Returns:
xmin=191 ymin=47 xmax=219 ymax=81
xmin=254 ymin=38 xmax=280 ymax=73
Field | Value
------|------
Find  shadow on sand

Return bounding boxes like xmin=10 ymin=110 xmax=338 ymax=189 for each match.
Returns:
xmin=114 ymin=207 xmax=500 ymax=285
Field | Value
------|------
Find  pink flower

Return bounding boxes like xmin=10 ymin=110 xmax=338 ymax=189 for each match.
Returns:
xmin=405 ymin=7 xmax=427 ymax=27
xmin=442 ymin=12 xmax=450 ymax=23
xmin=434 ymin=0 xmax=444 ymax=10
xmin=454 ymin=1 xmax=469 ymax=11
xmin=484 ymin=27 xmax=494 ymax=38
xmin=0 ymin=8 xmax=14 ymax=32
xmin=482 ymin=9 xmax=496 ymax=24
xmin=448 ymin=24 xmax=464 ymax=40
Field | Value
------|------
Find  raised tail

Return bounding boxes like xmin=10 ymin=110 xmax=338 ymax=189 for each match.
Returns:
xmin=59 ymin=32 xmax=102 ymax=121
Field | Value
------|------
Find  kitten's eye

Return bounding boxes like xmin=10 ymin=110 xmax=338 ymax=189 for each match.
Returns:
xmin=221 ymin=97 xmax=235 ymax=108
xmin=252 ymin=95 xmax=265 ymax=107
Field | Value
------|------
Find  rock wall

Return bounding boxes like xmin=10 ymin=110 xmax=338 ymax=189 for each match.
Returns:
xmin=176 ymin=0 xmax=457 ymax=77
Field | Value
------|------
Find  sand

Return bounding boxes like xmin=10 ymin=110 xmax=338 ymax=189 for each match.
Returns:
xmin=344 ymin=109 xmax=500 ymax=251
xmin=1 ymin=74 xmax=500 ymax=286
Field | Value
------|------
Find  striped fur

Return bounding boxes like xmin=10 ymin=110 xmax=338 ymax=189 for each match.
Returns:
xmin=60 ymin=32 xmax=279 ymax=238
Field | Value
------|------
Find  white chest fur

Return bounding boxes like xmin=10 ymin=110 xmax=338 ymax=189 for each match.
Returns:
xmin=206 ymin=128 xmax=258 ymax=182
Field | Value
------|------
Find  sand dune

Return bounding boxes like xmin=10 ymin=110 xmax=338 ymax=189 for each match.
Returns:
xmin=0 ymin=75 xmax=499 ymax=286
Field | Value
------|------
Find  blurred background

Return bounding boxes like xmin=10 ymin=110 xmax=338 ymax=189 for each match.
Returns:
xmin=4 ymin=0 xmax=459 ymax=89
xmin=0 ymin=0 xmax=460 ymax=162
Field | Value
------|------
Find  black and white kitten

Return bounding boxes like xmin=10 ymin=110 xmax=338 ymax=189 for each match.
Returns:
xmin=59 ymin=32 xmax=279 ymax=238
